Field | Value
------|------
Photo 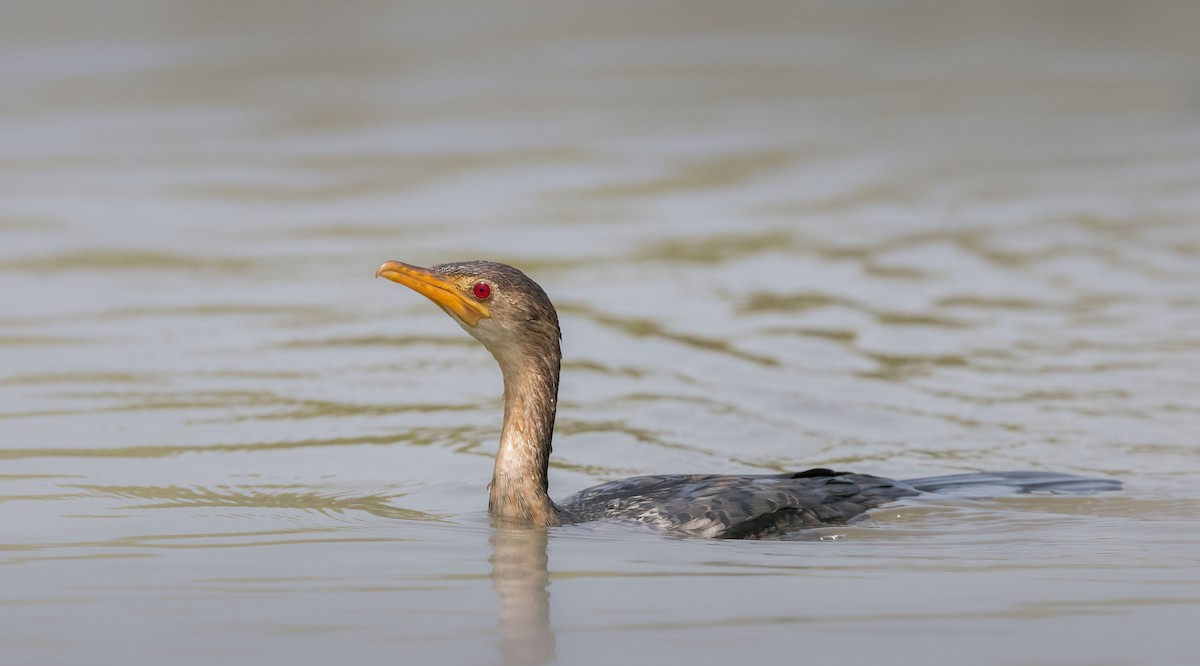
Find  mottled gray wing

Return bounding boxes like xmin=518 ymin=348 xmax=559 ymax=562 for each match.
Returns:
xmin=557 ymin=469 xmax=920 ymax=538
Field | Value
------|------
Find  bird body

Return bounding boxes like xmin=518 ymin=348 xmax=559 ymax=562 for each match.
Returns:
xmin=377 ymin=259 xmax=1119 ymax=539
xmin=556 ymin=469 xmax=918 ymax=538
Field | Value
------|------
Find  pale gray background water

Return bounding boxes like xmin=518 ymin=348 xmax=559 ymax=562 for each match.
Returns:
xmin=2 ymin=2 xmax=1199 ymax=665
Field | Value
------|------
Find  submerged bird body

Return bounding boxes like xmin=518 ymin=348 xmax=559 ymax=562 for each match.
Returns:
xmin=556 ymin=469 xmax=917 ymax=538
xmin=377 ymin=259 xmax=1119 ymax=539
xmin=557 ymin=469 xmax=1119 ymax=538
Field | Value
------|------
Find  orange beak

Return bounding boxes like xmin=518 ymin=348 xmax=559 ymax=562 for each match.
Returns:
xmin=376 ymin=261 xmax=490 ymax=327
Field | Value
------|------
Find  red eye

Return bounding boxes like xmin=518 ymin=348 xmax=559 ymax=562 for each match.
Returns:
xmin=472 ymin=282 xmax=491 ymax=300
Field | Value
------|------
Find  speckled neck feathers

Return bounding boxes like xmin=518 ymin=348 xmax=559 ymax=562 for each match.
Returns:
xmin=490 ymin=348 xmax=562 ymax=526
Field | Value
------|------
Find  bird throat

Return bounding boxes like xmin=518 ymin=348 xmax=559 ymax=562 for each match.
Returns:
xmin=489 ymin=352 xmax=562 ymax=527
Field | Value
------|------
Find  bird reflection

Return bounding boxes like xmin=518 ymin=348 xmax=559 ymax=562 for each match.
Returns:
xmin=489 ymin=524 xmax=555 ymax=666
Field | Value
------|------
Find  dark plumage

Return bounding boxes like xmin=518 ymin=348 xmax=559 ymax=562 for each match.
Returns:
xmin=558 ymin=469 xmax=1119 ymax=538
xmin=377 ymin=259 xmax=1120 ymax=539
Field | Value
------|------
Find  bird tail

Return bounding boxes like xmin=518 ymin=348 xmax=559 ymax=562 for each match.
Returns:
xmin=902 ymin=471 xmax=1121 ymax=498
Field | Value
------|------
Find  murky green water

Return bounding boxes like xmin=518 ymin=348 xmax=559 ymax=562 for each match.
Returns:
xmin=3 ymin=2 xmax=1200 ymax=664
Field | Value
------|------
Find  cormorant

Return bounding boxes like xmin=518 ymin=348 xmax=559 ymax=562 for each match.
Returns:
xmin=377 ymin=259 xmax=1119 ymax=538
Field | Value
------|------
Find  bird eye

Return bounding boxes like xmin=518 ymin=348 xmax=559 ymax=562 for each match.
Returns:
xmin=472 ymin=282 xmax=491 ymax=300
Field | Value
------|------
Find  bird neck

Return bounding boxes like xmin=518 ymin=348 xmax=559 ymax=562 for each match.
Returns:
xmin=490 ymin=349 xmax=562 ymax=527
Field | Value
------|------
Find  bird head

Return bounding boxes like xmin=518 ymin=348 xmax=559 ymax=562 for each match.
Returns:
xmin=376 ymin=260 xmax=561 ymax=365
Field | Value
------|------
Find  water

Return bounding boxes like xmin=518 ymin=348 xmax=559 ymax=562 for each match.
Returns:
xmin=3 ymin=2 xmax=1200 ymax=664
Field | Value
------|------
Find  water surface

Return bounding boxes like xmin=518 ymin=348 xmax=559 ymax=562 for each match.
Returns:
xmin=3 ymin=2 xmax=1200 ymax=665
